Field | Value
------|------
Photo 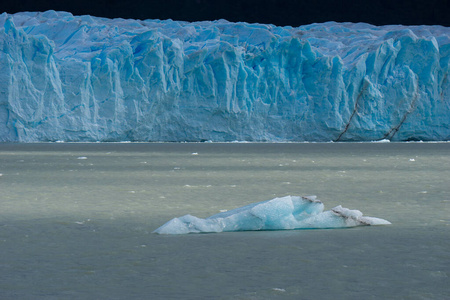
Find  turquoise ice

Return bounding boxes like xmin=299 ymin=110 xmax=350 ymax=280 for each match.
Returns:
xmin=153 ymin=196 xmax=391 ymax=234
xmin=0 ymin=11 xmax=449 ymax=142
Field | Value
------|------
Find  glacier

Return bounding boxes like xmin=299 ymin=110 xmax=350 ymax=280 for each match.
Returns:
xmin=153 ymin=195 xmax=391 ymax=234
xmin=0 ymin=10 xmax=449 ymax=142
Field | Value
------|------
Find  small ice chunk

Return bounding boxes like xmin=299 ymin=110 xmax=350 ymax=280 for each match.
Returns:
xmin=331 ymin=205 xmax=391 ymax=226
xmin=153 ymin=195 xmax=390 ymax=234
xmin=77 ymin=157 xmax=88 ymax=160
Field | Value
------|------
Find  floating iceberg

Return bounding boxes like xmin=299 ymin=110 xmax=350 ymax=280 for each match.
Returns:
xmin=0 ymin=11 xmax=449 ymax=142
xmin=153 ymin=196 xmax=391 ymax=234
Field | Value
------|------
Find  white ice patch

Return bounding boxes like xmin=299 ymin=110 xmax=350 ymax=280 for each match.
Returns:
xmin=153 ymin=195 xmax=391 ymax=234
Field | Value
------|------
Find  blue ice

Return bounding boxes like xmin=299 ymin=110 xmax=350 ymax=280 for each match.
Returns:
xmin=153 ymin=196 xmax=391 ymax=234
xmin=0 ymin=11 xmax=449 ymax=142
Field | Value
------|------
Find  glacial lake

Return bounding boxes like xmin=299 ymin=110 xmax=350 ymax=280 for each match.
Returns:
xmin=0 ymin=142 xmax=449 ymax=299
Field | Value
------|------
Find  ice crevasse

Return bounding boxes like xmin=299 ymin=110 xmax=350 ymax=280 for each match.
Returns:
xmin=0 ymin=10 xmax=449 ymax=142
xmin=153 ymin=195 xmax=391 ymax=234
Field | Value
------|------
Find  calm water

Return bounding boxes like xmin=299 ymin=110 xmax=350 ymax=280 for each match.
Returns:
xmin=0 ymin=143 xmax=449 ymax=299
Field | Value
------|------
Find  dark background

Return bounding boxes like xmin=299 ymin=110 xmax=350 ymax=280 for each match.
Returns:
xmin=2 ymin=0 xmax=449 ymax=27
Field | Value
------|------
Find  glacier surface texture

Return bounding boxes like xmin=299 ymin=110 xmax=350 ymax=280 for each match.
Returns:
xmin=153 ymin=195 xmax=391 ymax=234
xmin=0 ymin=11 xmax=449 ymax=142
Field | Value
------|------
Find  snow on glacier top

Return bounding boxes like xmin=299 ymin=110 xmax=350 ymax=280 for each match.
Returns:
xmin=1 ymin=10 xmax=448 ymax=64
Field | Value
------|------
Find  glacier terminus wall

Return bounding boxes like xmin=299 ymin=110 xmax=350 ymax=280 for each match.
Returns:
xmin=0 ymin=11 xmax=449 ymax=142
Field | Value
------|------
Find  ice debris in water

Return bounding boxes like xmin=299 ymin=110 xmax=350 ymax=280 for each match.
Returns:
xmin=153 ymin=195 xmax=391 ymax=234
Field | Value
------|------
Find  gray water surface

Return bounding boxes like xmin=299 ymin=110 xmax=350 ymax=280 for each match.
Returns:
xmin=0 ymin=143 xmax=449 ymax=299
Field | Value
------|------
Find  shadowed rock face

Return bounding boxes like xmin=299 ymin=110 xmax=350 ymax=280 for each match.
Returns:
xmin=153 ymin=195 xmax=391 ymax=234
xmin=1 ymin=11 xmax=449 ymax=142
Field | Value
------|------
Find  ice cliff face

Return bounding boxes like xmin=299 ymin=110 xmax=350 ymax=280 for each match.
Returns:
xmin=0 ymin=11 xmax=449 ymax=142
